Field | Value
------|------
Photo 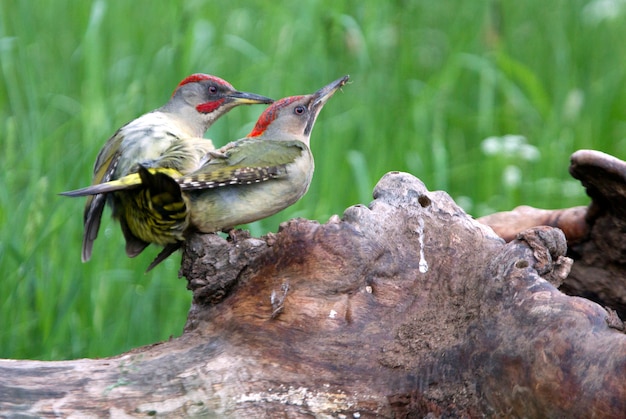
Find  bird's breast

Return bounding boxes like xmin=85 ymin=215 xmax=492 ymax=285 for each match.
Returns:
xmin=187 ymin=152 xmax=314 ymax=232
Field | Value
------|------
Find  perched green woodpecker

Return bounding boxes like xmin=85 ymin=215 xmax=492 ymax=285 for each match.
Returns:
xmin=63 ymin=75 xmax=349 ymax=270
xmin=181 ymin=75 xmax=349 ymax=233
xmin=66 ymin=74 xmax=273 ymax=262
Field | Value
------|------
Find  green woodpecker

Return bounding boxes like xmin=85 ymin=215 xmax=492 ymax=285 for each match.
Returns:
xmin=67 ymin=74 xmax=273 ymax=262
xmin=63 ymin=75 xmax=349 ymax=270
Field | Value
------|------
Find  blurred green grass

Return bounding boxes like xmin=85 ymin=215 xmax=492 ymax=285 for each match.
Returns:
xmin=1 ymin=0 xmax=625 ymax=360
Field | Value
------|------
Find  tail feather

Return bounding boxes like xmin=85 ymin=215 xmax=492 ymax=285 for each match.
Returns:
xmin=115 ymin=166 xmax=188 ymax=254
xmin=146 ymin=242 xmax=182 ymax=272
xmin=81 ymin=193 xmax=107 ymax=262
xmin=63 ymin=165 xmax=187 ymax=268
xmin=60 ymin=173 xmax=143 ymax=197
xmin=60 ymin=167 xmax=183 ymax=197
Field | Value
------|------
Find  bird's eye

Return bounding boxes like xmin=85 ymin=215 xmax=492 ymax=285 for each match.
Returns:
xmin=208 ymin=86 xmax=218 ymax=95
xmin=294 ymin=105 xmax=306 ymax=115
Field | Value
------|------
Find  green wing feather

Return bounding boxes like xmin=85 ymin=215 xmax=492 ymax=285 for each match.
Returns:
xmin=178 ymin=139 xmax=306 ymax=191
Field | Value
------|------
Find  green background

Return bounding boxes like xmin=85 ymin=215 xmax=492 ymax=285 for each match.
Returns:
xmin=1 ymin=0 xmax=624 ymax=360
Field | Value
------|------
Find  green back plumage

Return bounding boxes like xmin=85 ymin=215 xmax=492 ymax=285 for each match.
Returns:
xmin=178 ymin=139 xmax=307 ymax=190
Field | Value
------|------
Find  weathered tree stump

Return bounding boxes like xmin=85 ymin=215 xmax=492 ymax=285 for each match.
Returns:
xmin=3 ymin=153 xmax=626 ymax=417
xmin=480 ymin=149 xmax=626 ymax=319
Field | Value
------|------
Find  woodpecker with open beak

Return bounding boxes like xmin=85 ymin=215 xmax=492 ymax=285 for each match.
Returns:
xmin=63 ymin=76 xmax=349 ymax=270
xmin=68 ymin=74 xmax=273 ymax=262
xmin=181 ymin=75 xmax=349 ymax=233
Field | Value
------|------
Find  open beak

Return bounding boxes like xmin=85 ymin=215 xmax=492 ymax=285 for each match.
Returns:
xmin=304 ymin=75 xmax=349 ymax=135
xmin=312 ymin=75 xmax=349 ymax=109
xmin=228 ymin=90 xmax=274 ymax=105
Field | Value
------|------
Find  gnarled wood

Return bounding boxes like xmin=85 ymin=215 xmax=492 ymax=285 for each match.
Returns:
xmin=3 ymin=167 xmax=626 ymax=417
xmin=478 ymin=205 xmax=589 ymax=244
xmin=565 ymin=150 xmax=626 ymax=318
xmin=480 ymin=150 xmax=626 ymax=319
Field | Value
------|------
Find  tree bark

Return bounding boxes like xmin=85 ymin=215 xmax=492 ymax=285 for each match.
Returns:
xmin=479 ymin=149 xmax=626 ymax=319
xmin=3 ymin=153 xmax=626 ymax=418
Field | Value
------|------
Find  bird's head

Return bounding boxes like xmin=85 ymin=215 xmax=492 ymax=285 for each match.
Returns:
xmin=247 ymin=75 xmax=349 ymax=145
xmin=162 ymin=74 xmax=273 ymax=134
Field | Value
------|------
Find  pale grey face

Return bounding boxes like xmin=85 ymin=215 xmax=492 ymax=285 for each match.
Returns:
xmin=158 ymin=76 xmax=272 ymax=135
xmin=171 ymin=79 xmax=273 ymax=115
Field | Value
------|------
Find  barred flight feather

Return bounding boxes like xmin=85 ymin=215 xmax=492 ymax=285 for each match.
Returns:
xmin=178 ymin=165 xmax=288 ymax=191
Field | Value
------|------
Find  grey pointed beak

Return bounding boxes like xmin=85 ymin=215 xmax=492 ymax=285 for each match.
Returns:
xmin=312 ymin=75 xmax=349 ymax=108
xmin=304 ymin=75 xmax=349 ymax=135
xmin=228 ymin=90 xmax=274 ymax=105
